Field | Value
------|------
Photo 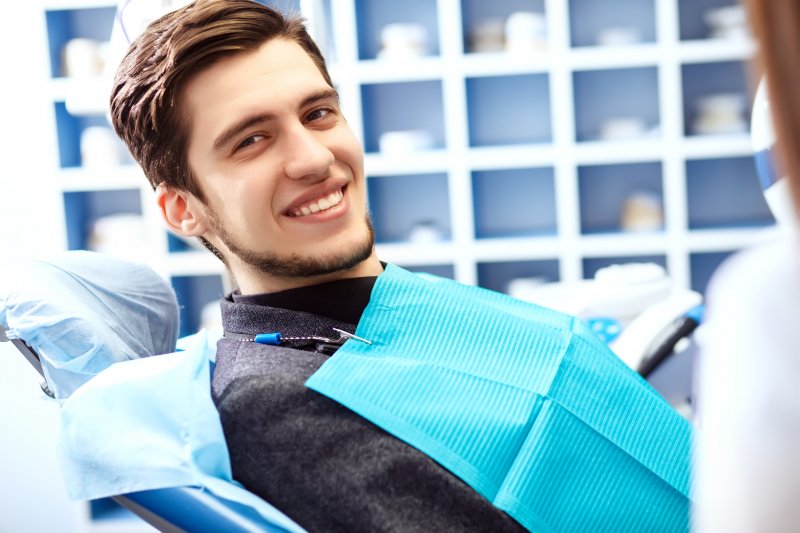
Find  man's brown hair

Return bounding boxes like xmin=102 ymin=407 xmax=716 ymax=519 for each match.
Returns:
xmin=110 ymin=0 xmax=333 ymax=200
xmin=746 ymin=0 xmax=800 ymax=216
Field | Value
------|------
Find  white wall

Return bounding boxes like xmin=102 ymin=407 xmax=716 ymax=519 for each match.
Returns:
xmin=0 ymin=2 xmax=65 ymax=260
xmin=0 ymin=3 xmax=79 ymax=532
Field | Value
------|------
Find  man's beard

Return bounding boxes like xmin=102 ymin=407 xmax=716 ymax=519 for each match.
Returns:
xmin=204 ymin=205 xmax=376 ymax=279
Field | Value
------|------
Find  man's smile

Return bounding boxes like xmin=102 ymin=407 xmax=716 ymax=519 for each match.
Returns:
xmin=286 ymin=185 xmax=346 ymax=218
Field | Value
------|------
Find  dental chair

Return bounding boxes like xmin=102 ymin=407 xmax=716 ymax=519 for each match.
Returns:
xmin=0 ymin=251 xmax=301 ymax=533
xmin=1 ymin=251 xmax=698 ymax=533
xmin=4 ymin=340 xmax=294 ymax=533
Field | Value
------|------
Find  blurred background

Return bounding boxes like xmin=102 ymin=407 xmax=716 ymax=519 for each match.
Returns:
xmin=0 ymin=0 xmax=773 ymax=530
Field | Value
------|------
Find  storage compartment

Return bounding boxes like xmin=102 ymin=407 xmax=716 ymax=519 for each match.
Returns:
xmin=355 ymin=0 xmax=440 ymax=60
xmin=472 ymin=167 xmax=557 ymax=238
xmin=569 ymin=0 xmax=656 ymax=47
xmin=678 ymin=0 xmax=748 ymax=41
xmin=368 ymin=173 xmax=451 ymax=243
xmin=578 ymin=162 xmax=664 ymax=234
xmin=361 ymin=80 xmax=445 ymax=154
xmin=171 ymin=275 xmax=225 ymax=337
xmin=477 ymin=259 xmax=560 ymax=294
xmin=573 ymin=67 xmax=660 ymax=142
xmin=466 ymin=74 xmax=551 ymax=146
xmin=461 ymin=0 xmax=547 ymax=54
xmin=63 ymin=189 xmax=143 ymax=252
xmin=54 ymin=103 xmax=130 ymax=169
xmin=682 ymin=61 xmax=751 ymax=137
xmin=45 ymin=6 xmax=115 ymax=78
xmin=686 ymin=156 xmax=774 ymax=229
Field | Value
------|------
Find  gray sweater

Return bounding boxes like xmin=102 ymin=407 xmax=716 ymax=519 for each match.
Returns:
xmin=211 ymin=293 xmax=525 ymax=533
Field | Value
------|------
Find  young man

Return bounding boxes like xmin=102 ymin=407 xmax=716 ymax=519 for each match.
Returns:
xmin=111 ymin=1 xmax=524 ymax=530
xmin=111 ymin=1 xmax=691 ymax=531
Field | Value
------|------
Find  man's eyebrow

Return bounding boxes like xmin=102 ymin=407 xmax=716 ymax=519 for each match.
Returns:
xmin=213 ymin=112 xmax=276 ymax=152
xmin=299 ymin=87 xmax=340 ymax=109
xmin=212 ymin=88 xmax=340 ymax=152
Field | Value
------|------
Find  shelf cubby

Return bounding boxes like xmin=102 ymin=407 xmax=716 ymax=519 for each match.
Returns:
xmin=685 ymin=156 xmax=774 ymax=229
xmin=361 ymin=80 xmax=445 ymax=154
xmin=472 ymin=167 xmax=557 ymax=239
xmin=44 ymin=6 xmax=115 ymax=78
xmin=170 ymin=275 xmax=225 ymax=338
xmin=53 ymin=103 xmax=118 ymax=168
xmin=578 ymin=161 xmax=664 ymax=234
xmin=355 ymin=0 xmax=440 ymax=60
xmin=569 ymin=0 xmax=656 ymax=48
xmin=367 ymin=173 xmax=451 ymax=244
xmin=681 ymin=61 xmax=752 ymax=137
xmin=477 ymin=259 xmax=560 ymax=294
xmin=689 ymin=250 xmax=734 ymax=293
xmin=466 ymin=74 xmax=551 ymax=147
xmin=678 ymin=0 xmax=746 ymax=41
xmin=62 ymin=188 xmax=142 ymax=251
xmin=573 ymin=67 xmax=660 ymax=142
xmin=460 ymin=0 xmax=547 ymax=55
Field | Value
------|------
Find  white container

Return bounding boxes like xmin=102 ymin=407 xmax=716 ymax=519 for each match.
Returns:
xmin=378 ymin=130 xmax=435 ymax=154
xmin=599 ymin=117 xmax=647 ymax=141
xmin=596 ymin=27 xmax=642 ymax=47
xmin=693 ymin=92 xmax=747 ymax=135
xmin=704 ymin=5 xmax=749 ymax=39
xmin=81 ymin=127 xmax=124 ymax=168
xmin=63 ymin=38 xmax=103 ymax=78
xmin=504 ymin=12 xmax=547 ymax=53
xmin=378 ymin=23 xmax=428 ymax=59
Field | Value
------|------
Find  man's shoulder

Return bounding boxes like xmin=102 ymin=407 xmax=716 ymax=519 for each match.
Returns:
xmin=211 ymin=340 xmax=329 ymax=402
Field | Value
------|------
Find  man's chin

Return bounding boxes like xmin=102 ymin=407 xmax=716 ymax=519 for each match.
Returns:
xmin=210 ymin=210 xmax=376 ymax=282
xmin=256 ymin=247 xmax=374 ymax=279
xmin=229 ymin=226 xmax=376 ymax=280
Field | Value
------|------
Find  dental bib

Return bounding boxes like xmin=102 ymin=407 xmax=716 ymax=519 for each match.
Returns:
xmin=306 ymin=264 xmax=691 ymax=533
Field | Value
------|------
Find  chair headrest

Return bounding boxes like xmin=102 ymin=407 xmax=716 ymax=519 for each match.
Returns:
xmin=0 ymin=251 xmax=179 ymax=400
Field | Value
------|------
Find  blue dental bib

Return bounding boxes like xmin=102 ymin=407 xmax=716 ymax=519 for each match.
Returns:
xmin=306 ymin=264 xmax=691 ymax=532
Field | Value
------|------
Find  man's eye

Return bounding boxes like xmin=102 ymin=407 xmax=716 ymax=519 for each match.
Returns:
xmin=306 ymin=108 xmax=333 ymax=122
xmin=236 ymin=134 xmax=265 ymax=151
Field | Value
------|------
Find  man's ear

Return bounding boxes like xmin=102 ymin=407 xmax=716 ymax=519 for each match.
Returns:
xmin=155 ymin=184 xmax=209 ymax=237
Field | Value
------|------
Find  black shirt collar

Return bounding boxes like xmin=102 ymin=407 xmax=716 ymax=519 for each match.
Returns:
xmin=231 ymin=275 xmax=379 ymax=325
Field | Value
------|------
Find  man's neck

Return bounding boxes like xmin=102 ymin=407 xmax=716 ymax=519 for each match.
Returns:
xmin=233 ymin=253 xmax=384 ymax=295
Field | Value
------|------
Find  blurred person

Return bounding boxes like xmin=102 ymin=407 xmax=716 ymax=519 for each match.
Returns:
xmin=695 ymin=1 xmax=800 ymax=531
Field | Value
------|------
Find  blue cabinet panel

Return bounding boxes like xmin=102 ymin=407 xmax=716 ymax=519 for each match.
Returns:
xmin=472 ymin=167 xmax=556 ymax=238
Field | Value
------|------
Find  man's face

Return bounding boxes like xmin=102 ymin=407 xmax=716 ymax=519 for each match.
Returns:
xmin=182 ymin=38 xmax=374 ymax=291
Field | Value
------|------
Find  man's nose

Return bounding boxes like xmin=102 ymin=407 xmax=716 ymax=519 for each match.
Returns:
xmin=282 ymin=125 xmax=335 ymax=181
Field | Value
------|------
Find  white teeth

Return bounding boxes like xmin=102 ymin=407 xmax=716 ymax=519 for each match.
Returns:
xmin=291 ymin=188 xmax=344 ymax=217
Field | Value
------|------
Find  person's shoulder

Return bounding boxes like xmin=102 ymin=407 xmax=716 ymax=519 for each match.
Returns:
xmin=707 ymin=231 xmax=799 ymax=309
